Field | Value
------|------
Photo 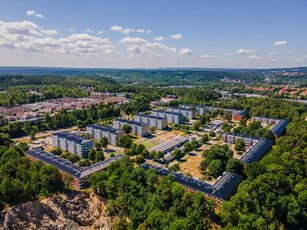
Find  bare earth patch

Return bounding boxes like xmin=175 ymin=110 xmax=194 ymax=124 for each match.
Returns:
xmin=180 ymin=155 xmax=203 ymax=179
xmin=155 ymin=130 xmax=185 ymax=141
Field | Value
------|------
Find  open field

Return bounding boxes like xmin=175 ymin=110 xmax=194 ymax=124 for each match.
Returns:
xmin=139 ymin=141 xmax=161 ymax=149
xmin=179 ymin=155 xmax=203 ymax=179
xmin=155 ymin=130 xmax=185 ymax=141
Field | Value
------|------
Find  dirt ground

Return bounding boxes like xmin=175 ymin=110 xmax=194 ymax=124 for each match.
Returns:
xmin=155 ymin=130 xmax=185 ymax=141
xmin=180 ymin=155 xmax=203 ymax=179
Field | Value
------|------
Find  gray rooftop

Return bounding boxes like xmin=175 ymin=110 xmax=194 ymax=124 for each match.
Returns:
xmin=239 ymin=138 xmax=273 ymax=164
xmin=134 ymin=114 xmax=166 ymax=120
xmin=52 ymin=131 xmax=93 ymax=144
xmin=25 ymin=149 xmax=124 ymax=179
xmin=138 ymin=163 xmax=242 ymax=200
xmin=114 ymin=118 xmax=146 ymax=126
xmin=87 ymin=124 xmax=124 ymax=134
xmin=152 ymin=110 xmax=183 ymax=116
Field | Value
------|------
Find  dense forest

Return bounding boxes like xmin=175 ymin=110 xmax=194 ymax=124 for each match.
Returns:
xmin=89 ymin=156 xmax=217 ymax=229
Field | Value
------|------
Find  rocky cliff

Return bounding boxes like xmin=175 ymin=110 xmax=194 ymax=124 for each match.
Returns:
xmin=0 ymin=191 xmax=113 ymax=230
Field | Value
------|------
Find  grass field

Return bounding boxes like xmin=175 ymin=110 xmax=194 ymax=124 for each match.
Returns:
xmin=139 ymin=141 xmax=161 ymax=149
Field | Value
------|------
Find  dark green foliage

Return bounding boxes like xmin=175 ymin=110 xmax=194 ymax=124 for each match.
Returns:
xmin=78 ymin=159 xmax=91 ymax=167
xmin=121 ymin=124 xmax=132 ymax=134
xmin=172 ymin=148 xmax=184 ymax=159
xmin=50 ymin=148 xmax=62 ymax=156
xmin=95 ymin=151 xmax=105 ymax=162
xmin=89 ymin=158 xmax=215 ymax=229
xmin=221 ymin=120 xmax=307 ymax=229
xmin=100 ymin=137 xmax=109 ymax=149
xmin=169 ymin=164 xmax=180 ymax=172
xmin=209 ymin=159 xmax=224 ymax=178
xmin=118 ymin=135 xmax=132 ymax=149
xmin=226 ymin=158 xmax=244 ymax=175
xmin=201 ymin=144 xmax=233 ymax=178
xmin=135 ymin=155 xmax=145 ymax=164
xmin=0 ymin=147 xmax=64 ymax=208
xmin=234 ymin=139 xmax=245 ymax=151
xmin=67 ymin=154 xmax=81 ymax=163
xmin=201 ymin=134 xmax=209 ymax=143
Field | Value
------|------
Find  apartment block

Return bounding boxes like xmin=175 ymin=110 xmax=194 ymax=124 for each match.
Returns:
xmin=25 ymin=149 xmax=123 ymax=189
xmin=134 ymin=114 xmax=167 ymax=129
xmin=180 ymin=104 xmax=206 ymax=115
xmin=113 ymin=118 xmax=149 ymax=137
xmin=166 ymin=106 xmax=196 ymax=119
xmin=251 ymin=116 xmax=290 ymax=140
xmin=138 ymin=163 xmax=242 ymax=208
xmin=52 ymin=131 xmax=94 ymax=158
xmin=222 ymin=132 xmax=274 ymax=164
xmin=86 ymin=124 xmax=125 ymax=146
xmin=151 ymin=110 xmax=183 ymax=124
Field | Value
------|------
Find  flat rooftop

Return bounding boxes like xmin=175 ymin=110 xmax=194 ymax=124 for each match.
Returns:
xmin=152 ymin=110 xmax=183 ymax=116
xmin=87 ymin=124 xmax=123 ymax=134
xmin=148 ymin=136 xmax=188 ymax=153
xmin=223 ymin=132 xmax=261 ymax=141
xmin=114 ymin=118 xmax=146 ymax=126
xmin=134 ymin=114 xmax=167 ymax=120
xmin=52 ymin=131 xmax=93 ymax=144
xmin=25 ymin=149 xmax=124 ymax=179
xmin=167 ymin=106 xmax=196 ymax=112
xmin=138 ymin=163 xmax=243 ymax=200
xmin=239 ymin=138 xmax=273 ymax=164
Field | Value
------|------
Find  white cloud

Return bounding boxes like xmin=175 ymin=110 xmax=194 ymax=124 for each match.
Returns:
xmin=26 ymin=10 xmax=46 ymax=19
xmin=119 ymin=36 xmax=177 ymax=58
xmin=110 ymin=25 xmax=123 ymax=32
xmin=287 ymin=51 xmax=295 ymax=54
xmin=110 ymin=25 xmax=136 ymax=34
xmin=137 ymin=29 xmax=145 ymax=33
xmin=41 ymin=30 xmax=58 ymax=36
xmin=0 ymin=20 xmax=116 ymax=57
xmin=178 ymin=48 xmax=193 ymax=55
xmin=98 ymin=31 xmax=104 ymax=34
xmin=268 ymin=52 xmax=276 ymax=55
xmin=147 ymin=30 xmax=152 ymax=34
xmin=295 ymin=58 xmax=303 ymax=62
xmin=85 ymin=29 xmax=93 ymax=33
xmin=153 ymin=36 xmax=164 ymax=41
xmin=69 ymin=28 xmax=75 ymax=32
xmin=201 ymin=54 xmax=216 ymax=59
xmin=247 ymin=54 xmax=263 ymax=60
xmin=223 ymin=59 xmax=231 ymax=63
xmin=171 ymin=34 xmax=183 ymax=40
xmin=270 ymin=59 xmax=277 ymax=62
xmin=237 ymin=48 xmax=256 ymax=54
xmin=305 ymin=55 xmax=307 ymax=58
xmin=273 ymin=40 xmax=287 ymax=46
xmin=224 ymin=53 xmax=233 ymax=56
xmin=122 ymin=28 xmax=135 ymax=34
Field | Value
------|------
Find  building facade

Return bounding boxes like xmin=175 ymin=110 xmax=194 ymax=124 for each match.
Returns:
xmin=52 ymin=131 xmax=94 ymax=158
xmin=151 ymin=110 xmax=183 ymax=124
xmin=86 ymin=124 xmax=125 ymax=146
xmin=113 ymin=118 xmax=149 ymax=137
xmin=166 ymin=106 xmax=196 ymax=119
xmin=180 ymin=104 xmax=207 ymax=115
xmin=134 ymin=114 xmax=167 ymax=129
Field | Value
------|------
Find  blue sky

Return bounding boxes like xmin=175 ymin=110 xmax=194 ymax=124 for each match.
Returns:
xmin=0 ymin=0 xmax=306 ymax=68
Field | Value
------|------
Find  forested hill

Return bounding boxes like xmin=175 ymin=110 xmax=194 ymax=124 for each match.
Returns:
xmin=0 ymin=75 xmax=118 ymax=89
xmin=0 ymin=67 xmax=265 ymax=86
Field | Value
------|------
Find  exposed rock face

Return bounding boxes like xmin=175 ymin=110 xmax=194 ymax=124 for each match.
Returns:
xmin=0 ymin=191 xmax=113 ymax=230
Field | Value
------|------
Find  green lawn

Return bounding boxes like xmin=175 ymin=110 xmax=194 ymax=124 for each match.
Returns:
xmin=139 ymin=141 xmax=161 ymax=149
